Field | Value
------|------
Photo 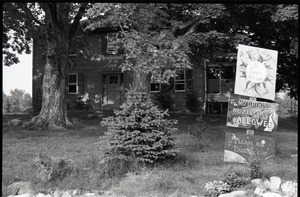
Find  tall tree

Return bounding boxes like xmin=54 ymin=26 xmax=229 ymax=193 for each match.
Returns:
xmin=86 ymin=3 xmax=193 ymax=94
xmin=3 ymin=3 xmax=88 ymax=128
xmin=223 ymin=4 xmax=298 ymax=99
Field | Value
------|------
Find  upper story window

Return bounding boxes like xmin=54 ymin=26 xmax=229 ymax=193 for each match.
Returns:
xmin=107 ymin=33 xmax=120 ymax=55
xmin=174 ymin=69 xmax=186 ymax=92
xmin=68 ymin=73 xmax=84 ymax=94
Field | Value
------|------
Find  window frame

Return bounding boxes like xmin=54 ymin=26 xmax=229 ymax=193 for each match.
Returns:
xmin=68 ymin=73 xmax=78 ymax=94
xmin=106 ymin=32 xmax=119 ymax=55
xmin=207 ymin=64 xmax=235 ymax=94
xmin=150 ymin=83 xmax=161 ymax=93
xmin=174 ymin=69 xmax=186 ymax=92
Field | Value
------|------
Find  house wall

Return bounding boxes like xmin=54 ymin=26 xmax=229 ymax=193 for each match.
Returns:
xmin=32 ymin=29 xmax=207 ymax=113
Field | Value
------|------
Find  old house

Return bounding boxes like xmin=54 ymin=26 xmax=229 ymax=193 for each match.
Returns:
xmin=32 ymin=26 xmax=236 ymax=114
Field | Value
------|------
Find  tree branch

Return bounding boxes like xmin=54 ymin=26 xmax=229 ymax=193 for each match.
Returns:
xmin=68 ymin=3 xmax=88 ymax=41
xmin=18 ymin=3 xmax=45 ymax=27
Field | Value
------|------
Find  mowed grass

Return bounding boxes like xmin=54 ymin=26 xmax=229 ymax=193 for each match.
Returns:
xmin=2 ymin=112 xmax=298 ymax=196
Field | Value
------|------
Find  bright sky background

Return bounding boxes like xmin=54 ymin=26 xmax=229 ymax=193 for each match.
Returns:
xmin=3 ymin=54 xmax=33 ymax=96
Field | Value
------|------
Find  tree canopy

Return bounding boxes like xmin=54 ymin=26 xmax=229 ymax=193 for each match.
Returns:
xmin=3 ymin=3 xmax=298 ymax=106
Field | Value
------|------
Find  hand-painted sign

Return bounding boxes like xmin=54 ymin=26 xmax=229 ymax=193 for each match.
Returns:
xmin=224 ymin=132 xmax=275 ymax=164
xmin=234 ymin=44 xmax=278 ymax=100
xmin=227 ymin=98 xmax=278 ymax=132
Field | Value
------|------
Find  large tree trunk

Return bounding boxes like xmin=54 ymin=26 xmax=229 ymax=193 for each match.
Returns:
xmin=29 ymin=3 xmax=72 ymax=129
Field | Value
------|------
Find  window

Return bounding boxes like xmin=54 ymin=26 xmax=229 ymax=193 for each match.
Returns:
xmin=150 ymin=71 xmax=161 ymax=93
xmin=207 ymin=64 xmax=234 ymax=93
xmin=150 ymin=83 xmax=161 ymax=93
xmin=174 ymin=69 xmax=186 ymax=92
xmin=68 ymin=73 xmax=84 ymax=94
xmin=107 ymin=33 xmax=119 ymax=55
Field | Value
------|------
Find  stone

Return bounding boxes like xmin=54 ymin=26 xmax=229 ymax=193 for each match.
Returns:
xmin=9 ymin=119 xmax=22 ymax=126
xmin=6 ymin=181 xmax=33 ymax=195
xmin=36 ymin=193 xmax=47 ymax=197
xmin=269 ymin=176 xmax=281 ymax=191
xmin=97 ymin=114 xmax=105 ymax=118
xmin=254 ymin=185 xmax=267 ymax=196
xmin=218 ymin=190 xmax=247 ymax=197
xmin=7 ymin=194 xmax=34 ymax=197
xmin=84 ymin=193 xmax=96 ymax=196
xmin=251 ymin=178 xmax=263 ymax=187
xmin=262 ymin=192 xmax=282 ymax=197
xmin=87 ymin=114 xmax=96 ymax=119
xmin=61 ymin=191 xmax=72 ymax=197
xmin=53 ymin=189 xmax=62 ymax=197
xmin=262 ymin=178 xmax=277 ymax=192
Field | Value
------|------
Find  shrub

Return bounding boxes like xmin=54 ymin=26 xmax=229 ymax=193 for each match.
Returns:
xmin=223 ymin=170 xmax=247 ymax=190
xmin=101 ymin=92 xmax=179 ymax=164
xmin=249 ymin=160 xmax=263 ymax=179
xmin=205 ymin=180 xmax=231 ymax=197
xmin=34 ymin=153 xmax=74 ymax=181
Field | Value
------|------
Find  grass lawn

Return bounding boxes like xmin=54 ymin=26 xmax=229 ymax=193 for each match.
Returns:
xmin=2 ymin=112 xmax=298 ymax=196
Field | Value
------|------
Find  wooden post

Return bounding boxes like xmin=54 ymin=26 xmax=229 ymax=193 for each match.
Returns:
xmin=246 ymin=97 xmax=256 ymax=135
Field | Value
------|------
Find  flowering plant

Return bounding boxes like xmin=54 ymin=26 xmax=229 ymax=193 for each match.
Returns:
xmin=205 ymin=180 xmax=231 ymax=197
xmin=281 ymin=181 xmax=297 ymax=197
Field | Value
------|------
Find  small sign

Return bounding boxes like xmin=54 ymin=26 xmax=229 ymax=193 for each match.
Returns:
xmin=227 ymin=98 xmax=279 ymax=132
xmin=224 ymin=132 xmax=275 ymax=164
xmin=234 ymin=44 xmax=278 ymax=100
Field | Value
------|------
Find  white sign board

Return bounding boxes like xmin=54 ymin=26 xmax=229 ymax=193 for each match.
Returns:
xmin=234 ymin=44 xmax=278 ymax=100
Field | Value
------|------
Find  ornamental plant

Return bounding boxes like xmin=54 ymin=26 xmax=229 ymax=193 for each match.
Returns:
xmin=204 ymin=180 xmax=231 ymax=197
xmin=101 ymin=92 xmax=179 ymax=164
xmin=281 ymin=181 xmax=297 ymax=197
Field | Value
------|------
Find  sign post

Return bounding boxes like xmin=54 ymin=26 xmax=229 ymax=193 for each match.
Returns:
xmin=246 ymin=97 xmax=256 ymax=135
xmin=224 ymin=44 xmax=278 ymax=164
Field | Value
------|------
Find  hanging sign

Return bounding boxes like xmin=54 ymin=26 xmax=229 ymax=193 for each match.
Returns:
xmin=224 ymin=132 xmax=275 ymax=164
xmin=234 ymin=44 xmax=278 ymax=100
xmin=227 ymin=98 xmax=279 ymax=132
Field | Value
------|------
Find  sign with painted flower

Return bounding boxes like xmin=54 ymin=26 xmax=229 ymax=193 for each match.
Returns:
xmin=234 ymin=44 xmax=278 ymax=100
xmin=227 ymin=98 xmax=279 ymax=132
xmin=224 ymin=132 xmax=275 ymax=164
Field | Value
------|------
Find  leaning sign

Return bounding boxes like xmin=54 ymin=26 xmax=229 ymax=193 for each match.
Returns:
xmin=234 ymin=44 xmax=278 ymax=101
xmin=227 ymin=98 xmax=279 ymax=132
xmin=224 ymin=132 xmax=276 ymax=163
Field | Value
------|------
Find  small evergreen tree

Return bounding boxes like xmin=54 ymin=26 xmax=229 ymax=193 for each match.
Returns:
xmin=101 ymin=91 xmax=179 ymax=164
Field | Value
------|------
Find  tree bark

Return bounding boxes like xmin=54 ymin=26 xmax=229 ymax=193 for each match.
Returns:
xmin=29 ymin=3 xmax=72 ymax=129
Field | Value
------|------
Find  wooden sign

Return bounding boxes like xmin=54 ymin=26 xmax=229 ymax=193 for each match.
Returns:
xmin=234 ymin=44 xmax=278 ymax=100
xmin=227 ymin=98 xmax=279 ymax=132
xmin=224 ymin=132 xmax=275 ymax=164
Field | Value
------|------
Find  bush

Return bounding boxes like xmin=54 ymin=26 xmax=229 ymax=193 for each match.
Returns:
xmin=205 ymin=180 xmax=231 ymax=197
xmin=34 ymin=153 xmax=74 ymax=181
xmin=223 ymin=170 xmax=247 ymax=190
xmin=101 ymin=92 xmax=179 ymax=164
xmin=249 ymin=160 xmax=263 ymax=179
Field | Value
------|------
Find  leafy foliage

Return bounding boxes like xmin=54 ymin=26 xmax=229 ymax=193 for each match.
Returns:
xmin=155 ymin=92 xmax=174 ymax=110
xmin=223 ymin=169 xmax=248 ymax=190
xmin=3 ymin=89 xmax=32 ymax=113
xmin=205 ymin=180 xmax=231 ymax=197
xmin=249 ymin=160 xmax=263 ymax=179
xmin=34 ymin=152 xmax=74 ymax=181
xmin=86 ymin=3 xmax=192 ymax=92
xmin=101 ymin=92 xmax=179 ymax=164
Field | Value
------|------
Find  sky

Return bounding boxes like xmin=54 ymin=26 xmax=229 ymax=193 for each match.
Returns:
xmin=3 ymin=54 xmax=33 ymax=96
